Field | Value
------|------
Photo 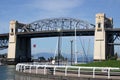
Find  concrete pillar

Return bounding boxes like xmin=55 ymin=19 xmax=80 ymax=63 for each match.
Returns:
xmin=7 ymin=20 xmax=18 ymax=61
xmin=7 ymin=20 xmax=31 ymax=62
xmin=94 ymin=13 xmax=113 ymax=60
xmin=94 ymin=13 xmax=106 ymax=60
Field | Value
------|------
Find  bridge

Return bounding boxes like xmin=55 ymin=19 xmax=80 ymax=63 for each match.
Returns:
xmin=0 ymin=13 xmax=120 ymax=62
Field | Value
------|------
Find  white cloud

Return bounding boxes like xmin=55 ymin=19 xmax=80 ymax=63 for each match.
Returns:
xmin=23 ymin=0 xmax=84 ymax=19
xmin=30 ymin=0 xmax=83 ymax=11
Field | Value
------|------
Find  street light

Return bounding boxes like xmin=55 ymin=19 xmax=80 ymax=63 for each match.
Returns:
xmin=70 ymin=40 xmax=73 ymax=65
xmin=74 ymin=26 xmax=77 ymax=64
xmin=57 ymin=28 xmax=62 ymax=65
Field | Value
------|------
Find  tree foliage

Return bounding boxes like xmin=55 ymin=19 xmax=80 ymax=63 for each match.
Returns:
xmin=38 ymin=56 xmax=46 ymax=61
xmin=107 ymin=52 xmax=118 ymax=60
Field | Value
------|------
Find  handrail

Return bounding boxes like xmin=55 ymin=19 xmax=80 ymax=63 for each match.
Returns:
xmin=16 ymin=63 xmax=120 ymax=79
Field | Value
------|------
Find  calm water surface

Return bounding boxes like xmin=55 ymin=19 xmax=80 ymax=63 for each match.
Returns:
xmin=0 ymin=65 xmax=40 ymax=80
xmin=0 ymin=65 xmax=15 ymax=80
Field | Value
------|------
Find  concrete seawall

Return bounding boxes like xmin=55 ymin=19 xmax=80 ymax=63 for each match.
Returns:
xmin=15 ymin=71 xmax=114 ymax=80
xmin=16 ymin=63 xmax=120 ymax=80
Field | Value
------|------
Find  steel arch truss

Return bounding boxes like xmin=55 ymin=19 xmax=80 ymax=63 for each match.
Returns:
xmin=108 ymin=33 xmax=120 ymax=42
xmin=107 ymin=32 xmax=120 ymax=45
xmin=19 ymin=18 xmax=95 ymax=32
xmin=0 ymin=38 xmax=8 ymax=50
xmin=113 ymin=33 xmax=120 ymax=42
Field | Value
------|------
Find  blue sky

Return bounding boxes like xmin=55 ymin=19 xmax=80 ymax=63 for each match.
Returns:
xmin=0 ymin=0 xmax=120 ymax=58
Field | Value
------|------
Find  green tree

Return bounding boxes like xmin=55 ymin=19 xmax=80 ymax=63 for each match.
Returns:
xmin=108 ymin=52 xmax=118 ymax=60
xmin=50 ymin=57 xmax=53 ymax=61
xmin=38 ymin=56 xmax=46 ymax=61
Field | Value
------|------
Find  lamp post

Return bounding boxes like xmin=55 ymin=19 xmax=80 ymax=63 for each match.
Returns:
xmin=70 ymin=40 xmax=73 ymax=65
xmin=57 ymin=28 xmax=62 ymax=65
xmin=74 ymin=26 xmax=77 ymax=64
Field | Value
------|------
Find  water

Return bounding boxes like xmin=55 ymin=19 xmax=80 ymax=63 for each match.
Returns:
xmin=0 ymin=65 xmax=41 ymax=80
xmin=0 ymin=65 xmax=15 ymax=80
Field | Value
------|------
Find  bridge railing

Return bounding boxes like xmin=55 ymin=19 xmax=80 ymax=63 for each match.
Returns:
xmin=16 ymin=63 xmax=120 ymax=79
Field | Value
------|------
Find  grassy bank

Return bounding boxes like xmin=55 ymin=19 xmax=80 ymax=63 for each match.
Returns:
xmin=75 ymin=60 xmax=120 ymax=67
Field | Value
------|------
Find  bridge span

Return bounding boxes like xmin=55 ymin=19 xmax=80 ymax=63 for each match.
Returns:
xmin=0 ymin=13 xmax=120 ymax=62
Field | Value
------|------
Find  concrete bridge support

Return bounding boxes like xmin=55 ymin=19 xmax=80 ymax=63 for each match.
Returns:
xmin=94 ymin=13 xmax=114 ymax=60
xmin=7 ymin=21 xmax=31 ymax=62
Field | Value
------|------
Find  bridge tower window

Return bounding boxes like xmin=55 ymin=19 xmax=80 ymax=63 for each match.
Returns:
xmin=98 ymin=23 xmax=101 ymax=28
xmin=11 ymin=28 xmax=14 ymax=33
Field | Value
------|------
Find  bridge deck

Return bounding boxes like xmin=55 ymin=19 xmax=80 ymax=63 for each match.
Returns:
xmin=0 ymin=28 xmax=120 ymax=38
xmin=0 ymin=33 xmax=9 ymax=38
xmin=17 ymin=29 xmax=95 ymax=38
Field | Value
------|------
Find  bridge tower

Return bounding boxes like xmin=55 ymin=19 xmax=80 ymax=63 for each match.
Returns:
xmin=7 ymin=21 xmax=31 ymax=62
xmin=94 ymin=13 xmax=114 ymax=60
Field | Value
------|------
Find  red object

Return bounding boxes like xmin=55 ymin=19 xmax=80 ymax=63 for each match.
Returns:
xmin=33 ymin=44 xmax=36 ymax=48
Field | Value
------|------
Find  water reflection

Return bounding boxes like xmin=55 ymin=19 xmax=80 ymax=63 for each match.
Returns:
xmin=0 ymin=65 xmax=52 ymax=80
xmin=0 ymin=65 xmax=15 ymax=80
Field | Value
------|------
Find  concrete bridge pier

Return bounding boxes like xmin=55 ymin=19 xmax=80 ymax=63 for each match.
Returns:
xmin=7 ymin=20 xmax=31 ymax=62
xmin=94 ymin=13 xmax=114 ymax=60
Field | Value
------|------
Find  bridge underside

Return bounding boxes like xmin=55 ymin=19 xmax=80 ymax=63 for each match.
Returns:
xmin=0 ymin=33 xmax=9 ymax=50
xmin=0 ymin=28 xmax=119 ymax=62
xmin=15 ymin=37 xmax=31 ymax=62
xmin=17 ymin=29 xmax=94 ymax=38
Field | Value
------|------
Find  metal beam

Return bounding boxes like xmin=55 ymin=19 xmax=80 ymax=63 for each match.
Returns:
xmin=108 ymin=43 xmax=120 ymax=45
